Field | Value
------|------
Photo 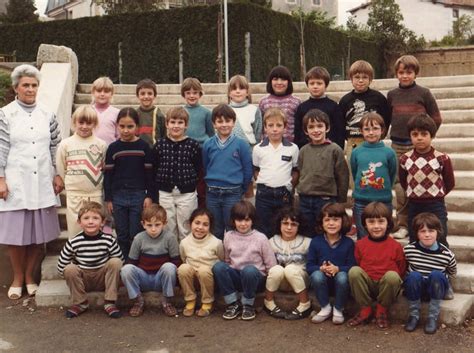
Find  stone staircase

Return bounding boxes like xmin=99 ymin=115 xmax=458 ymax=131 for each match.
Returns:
xmin=36 ymin=75 xmax=474 ymax=325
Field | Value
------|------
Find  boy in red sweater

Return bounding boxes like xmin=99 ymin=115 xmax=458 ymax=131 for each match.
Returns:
xmin=348 ymin=202 xmax=406 ymax=329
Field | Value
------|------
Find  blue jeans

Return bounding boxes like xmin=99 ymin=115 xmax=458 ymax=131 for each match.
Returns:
xmin=255 ymin=184 xmax=292 ymax=238
xmin=353 ymin=200 xmax=393 ymax=239
xmin=206 ymin=186 xmax=242 ymax=239
xmin=404 ymin=271 xmax=448 ymax=301
xmin=113 ymin=189 xmax=146 ymax=259
xmin=120 ymin=263 xmax=177 ymax=299
xmin=310 ymin=270 xmax=350 ymax=311
xmin=408 ymin=200 xmax=448 ymax=247
xmin=212 ymin=261 xmax=266 ymax=306
xmin=298 ymin=195 xmax=336 ymax=237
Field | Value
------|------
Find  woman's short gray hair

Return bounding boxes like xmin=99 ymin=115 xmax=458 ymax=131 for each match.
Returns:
xmin=11 ymin=64 xmax=41 ymax=88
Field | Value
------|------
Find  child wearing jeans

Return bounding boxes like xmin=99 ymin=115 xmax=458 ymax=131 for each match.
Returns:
xmin=56 ymin=105 xmax=107 ymax=238
xmin=135 ymin=78 xmax=166 ymax=147
xmin=153 ymin=107 xmax=201 ymax=241
xmin=296 ymin=109 xmax=349 ymax=236
xmin=264 ymin=207 xmax=311 ymax=320
xmin=57 ymin=201 xmax=123 ymax=319
xmin=399 ymin=114 xmax=454 ymax=247
xmin=91 ymin=76 xmax=119 ymax=145
xmin=348 ymin=202 xmax=406 ymax=329
xmin=212 ymin=201 xmax=276 ymax=321
xmin=203 ymin=104 xmax=253 ymax=239
xmin=253 ymin=108 xmax=299 ymax=238
xmin=178 ymin=208 xmax=224 ymax=317
xmin=120 ymin=204 xmax=180 ymax=317
xmin=307 ymin=203 xmax=355 ymax=324
xmin=350 ymin=112 xmax=397 ymax=238
xmin=258 ymin=65 xmax=301 ymax=142
xmin=104 ymin=108 xmax=155 ymax=259
xmin=403 ymin=213 xmax=456 ymax=334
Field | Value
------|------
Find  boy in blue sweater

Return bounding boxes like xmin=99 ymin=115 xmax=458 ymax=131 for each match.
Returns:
xmin=203 ymin=104 xmax=253 ymax=239
xmin=350 ymin=113 xmax=397 ymax=238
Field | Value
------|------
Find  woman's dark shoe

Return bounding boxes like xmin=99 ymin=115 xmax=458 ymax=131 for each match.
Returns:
xmin=404 ymin=315 xmax=419 ymax=332
xmin=424 ymin=317 xmax=438 ymax=334
xmin=264 ymin=305 xmax=286 ymax=319
xmin=285 ymin=307 xmax=312 ymax=320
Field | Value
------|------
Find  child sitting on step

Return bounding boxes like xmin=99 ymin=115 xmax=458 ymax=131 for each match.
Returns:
xmin=403 ymin=212 xmax=456 ymax=334
xmin=178 ymin=208 xmax=224 ymax=317
xmin=57 ymin=201 xmax=123 ymax=319
xmin=348 ymin=202 xmax=406 ymax=329
xmin=120 ymin=204 xmax=181 ymax=317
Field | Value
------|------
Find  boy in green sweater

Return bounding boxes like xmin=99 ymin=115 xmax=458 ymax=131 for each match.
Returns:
xmin=136 ymin=79 xmax=166 ymax=147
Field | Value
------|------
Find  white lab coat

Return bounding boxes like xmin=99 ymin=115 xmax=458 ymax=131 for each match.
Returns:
xmin=0 ymin=100 xmax=57 ymax=211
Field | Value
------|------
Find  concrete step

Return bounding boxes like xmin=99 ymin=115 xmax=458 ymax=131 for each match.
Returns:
xmin=448 ymin=236 xmax=474 ymax=263
xmin=448 ymin=212 xmax=474 ymax=237
xmin=442 ymin=110 xmax=474 ymax=124
xmin=430 ymin=137 xmax=474 ymax=153
xmin=437 ymin=98 xmax=474 ymax=111
xmin=450 ymin=153 xmax=474 ymax=171
xmin=35 ymin=278 xmax=473 ymax=325
xmin=436 ymin=123 xmax=474 ymax=138
xmin=452 ymin=263 xmax=474 ymax=294
xmin=453 ymin=171 xmax=474 ymax=190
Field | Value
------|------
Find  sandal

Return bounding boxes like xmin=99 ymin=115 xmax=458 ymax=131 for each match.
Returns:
xmin=162 ymin=302 xmax=177 ymax=317
xmin=26 ymin=283 xmax=39 ymax=296
xmin=264 ymin=305 xmax=286 ymax=319
xmin=129 ymin=299 xmax=145 ymax=317
xmin=375 ymin=312 xmax=389 ymax=330
xmin=347 ymin=313 xmax=371 ymax=327
xmin=285 ymin=307 xmax=312 ymax=320
xmin=8 ymin=286 xmax=22 ymax=300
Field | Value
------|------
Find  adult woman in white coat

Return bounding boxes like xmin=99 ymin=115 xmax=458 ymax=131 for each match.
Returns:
xmin=0 ymin=64 xmax=63 ymax=299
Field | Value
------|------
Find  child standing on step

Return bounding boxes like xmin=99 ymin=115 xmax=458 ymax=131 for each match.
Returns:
xmin=307 ymin=203 xmax=355 ymax=324
xmin=120 ymin=204 xmax=180 ymax=317
xmin=153 ymin=107 xmax=201 ymax=241
xmin=403 ymin=212 xmax=456 ymax=334
xmin=212 ymin=201 xmax=276 ymax=321
xmin=56 ymin=105 xmax=107 ymax=238
xmin=136 ymin=78 xmax=166 ymax=147
xmin=387 ymin=55 xmax=442 ymax=239
xmin=104 ymin=108 xmax=156 ymax=259
xmin=178 ymin=208 xmax=224 ymax=317
xmin=228 ymin=75 xmax=262 ymax=199
xmin=348 ymin=202 xmax=406 ymax=330
xmin=57 ymin=201 xmax=123 ymax=319
xmin=264 ymin=207 xmax=311 ymax=320
xmin=399 ymin=114 xmax=454 ymax=247
xmin=350 ymin=112 xmax=397 ymax=238
xmin=91 ymin=76 xmax=120 ymax=145
xmin=258 ymin=65 xmax=301 ymax=142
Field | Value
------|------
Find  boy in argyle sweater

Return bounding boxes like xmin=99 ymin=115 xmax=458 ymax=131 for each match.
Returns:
xmin=399 ymin=114 xmax=454 ymax=247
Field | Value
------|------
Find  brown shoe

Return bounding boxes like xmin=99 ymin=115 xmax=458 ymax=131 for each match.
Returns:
xmin=183 ymin=307 xmax=195 ymax=317
xmin=197 ymin=307 xmax=212 ymax=317
xmin=162 ymin=302 xmax=178 ymax=317
xmin=129 ymin=299 xmax=145 ymax=317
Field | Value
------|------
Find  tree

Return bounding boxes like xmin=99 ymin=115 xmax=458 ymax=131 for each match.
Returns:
xmin=95 ymin=0 xmax=164 ymax=15
xmin=431 ymin=14 xmax=474 ymax=47
xmin=0 ymin=0 xmax=38 ymax=24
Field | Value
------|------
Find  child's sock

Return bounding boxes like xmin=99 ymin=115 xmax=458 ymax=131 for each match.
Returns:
xmin=66 ymin=301 xmax=89 ymax=318
xmin=408 ymin=299 xmax=421 ymax=320
xmin=359 ymin=305 xmax=373 ymax=319
xmin=185 ymin=300 xmax=196 ymax=311
xmin=264 ymin=299 xmax=276 ymax=311
xmin=296 ymin=301 xmax=311 ymax=313
xmin=104 ymin=301 xmax=122 ymax=319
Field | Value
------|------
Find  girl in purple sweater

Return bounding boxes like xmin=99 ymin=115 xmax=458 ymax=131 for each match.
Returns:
xmin=212 ymin=201 xmax=277 ymax=321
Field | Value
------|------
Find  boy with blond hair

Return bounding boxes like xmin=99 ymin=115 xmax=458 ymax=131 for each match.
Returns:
xmin=56 ymin=106 xmax=107 ymax=237
xmin=294 ymin=66 xmax=345 ymax=149
xmin=91 ymin=76 xmax=119 ymax=145
xmin=252 ymin=108 xmax=299 ymax=237
xmin=152 ymin=107 xmax=201 ymax=241
xmin=136 ymin=78 xmax=166 ymax=147
xmin=388 ymin=55 xmax=442 ymax=239
xmin=339 ymin=60 xmax=390 ymax=156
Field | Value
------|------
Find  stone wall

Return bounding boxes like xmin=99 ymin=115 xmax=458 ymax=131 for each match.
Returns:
xmin=415 ymin=46 xmax=474 ymax=77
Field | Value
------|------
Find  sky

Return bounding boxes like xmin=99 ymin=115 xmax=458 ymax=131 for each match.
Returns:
xmin=35 ymin=0 xmax=47 ymax=16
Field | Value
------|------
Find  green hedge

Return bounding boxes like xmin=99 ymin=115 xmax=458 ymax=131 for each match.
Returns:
xmin=0 ymin=4 xmax=383 ymax=83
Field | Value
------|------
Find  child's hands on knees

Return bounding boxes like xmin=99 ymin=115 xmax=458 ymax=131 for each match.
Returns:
xmin=324 ymin=261 xmax=339 ymax=277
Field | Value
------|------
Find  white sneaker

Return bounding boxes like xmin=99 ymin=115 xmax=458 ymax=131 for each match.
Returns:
xmin=311 ymin=304 xmax=332 ymax=323
xmin=332 ymin=307 xmax=345 ymax=324
xmin=392 ymin=227 xmax=409 ymax=239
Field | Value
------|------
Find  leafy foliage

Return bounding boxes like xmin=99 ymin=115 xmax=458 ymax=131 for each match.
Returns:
xmin=0 ymin=0 xmax=38 ymax=24
xmin=0 ymin=71 xmax=13 ymax=107
xmin=431 ymin=15 xmax=474 ymax=47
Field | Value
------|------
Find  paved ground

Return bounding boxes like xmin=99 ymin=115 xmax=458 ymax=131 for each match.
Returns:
xmin=0 ymin=288 xmax=472 ymax=353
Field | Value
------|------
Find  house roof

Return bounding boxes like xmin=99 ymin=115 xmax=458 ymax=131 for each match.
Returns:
xmin=45 ymin=0 xmax=71 ymax=14
xmin=349 ymin=0 xmax=474 ymax=14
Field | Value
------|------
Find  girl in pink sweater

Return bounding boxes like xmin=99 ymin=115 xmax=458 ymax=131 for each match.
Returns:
xmin=212 ymin=201 xmax=276 ymax=321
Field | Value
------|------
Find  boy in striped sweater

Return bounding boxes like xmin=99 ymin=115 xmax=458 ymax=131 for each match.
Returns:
xmin=57 ymin=201 xmax=123 ymax=319
xmin=403 ymin=213 xmax=456 ymax=334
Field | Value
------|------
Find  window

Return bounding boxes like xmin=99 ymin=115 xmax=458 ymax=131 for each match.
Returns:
xmin=286 ymin=0 xmax=297 ymax=4
xmin=312 ymin=0 xmax=321 ymax=5
xmin=453 ymin=9 xmax=459 ymax=18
